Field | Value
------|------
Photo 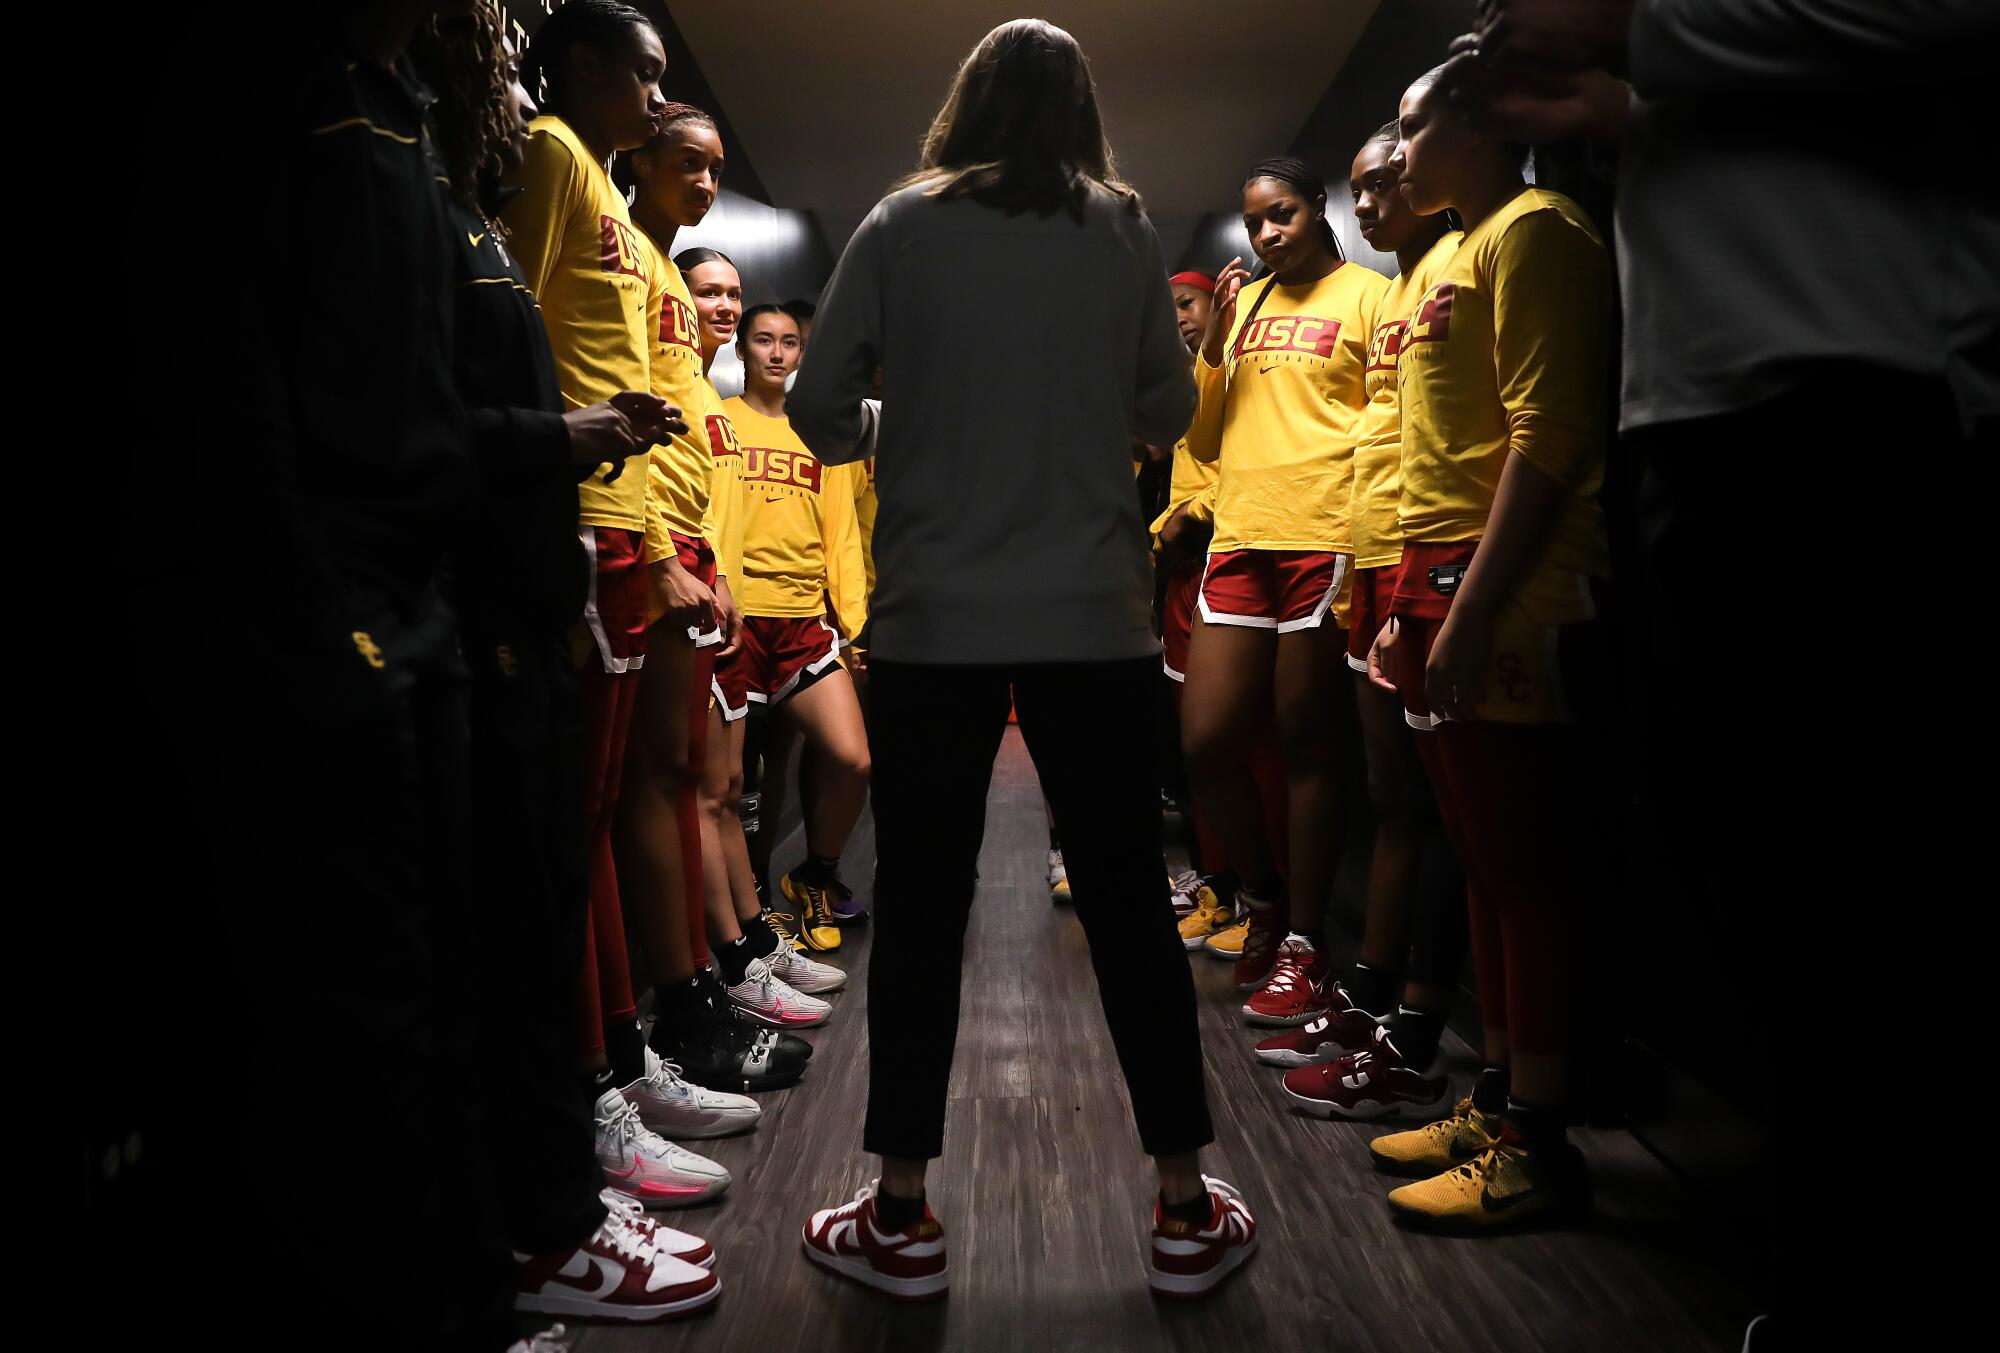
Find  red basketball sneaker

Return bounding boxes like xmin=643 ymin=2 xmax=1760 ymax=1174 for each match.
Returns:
xmin=801 ymin=1181 xmax=949 ymax=1300
xmin=1149 ymin=1175 xmax=1258 ymax=1298
xmin=1231 ymin=898 xmax=1288 ymax=992
xmin=1279 ymin=1025 xmax=1448 ymax=1120
xmin=514 ymin=1196 xmax=721 ymax=1322
xmin=1243 ymin=934 xmax=1333 ymax=1026
xmin=1253 ymin=1006 xmax=1386 ymax=1067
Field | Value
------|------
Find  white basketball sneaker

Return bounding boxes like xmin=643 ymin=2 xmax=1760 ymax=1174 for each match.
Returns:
xmin=593 ymin=1088 xmax=730 ymax=1208
xmin=727 ymin=955 xmax=832 ymax=1028
xmin=622 ymin=1046 xmax=762 ymax=1140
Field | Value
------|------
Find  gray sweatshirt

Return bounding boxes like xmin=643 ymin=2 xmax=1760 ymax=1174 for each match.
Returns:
xmin=1618 ymin=0 xmax=1999 ymax=432
xmin=787 ymin=182 xmax=1196 ymax=665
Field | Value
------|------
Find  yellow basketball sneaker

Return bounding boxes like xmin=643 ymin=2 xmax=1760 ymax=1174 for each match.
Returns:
xmin=780 ymin=873 xmax=844 ymax=953
xmin=762 ymin=906 xmax=805 ymax=955
xmin=1203 ymin=915 xmax=1249 ymax=960
xmin=1384 ymin=1131 xmax=1590 ymax=1230
xmin=1367 ymin=1096 xmax=1501 ymax=1176
xmin=1176 ymin=889 xmax=1234 ymax=950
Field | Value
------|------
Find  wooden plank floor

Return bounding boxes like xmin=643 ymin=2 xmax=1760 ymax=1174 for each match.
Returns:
xmin=539 ymin=729 xmax=1756 ymax=1352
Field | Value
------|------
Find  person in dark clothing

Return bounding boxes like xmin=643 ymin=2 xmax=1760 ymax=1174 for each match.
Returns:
xmin=408 ymin=7 xmax=720 ymax=1328
xmin=137 ymin=3 xmax=493 ymax=1345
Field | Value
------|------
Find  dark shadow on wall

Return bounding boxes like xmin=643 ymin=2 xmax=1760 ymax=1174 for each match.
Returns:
xmin=1178 ymin=0 xmax=1475 ymax=276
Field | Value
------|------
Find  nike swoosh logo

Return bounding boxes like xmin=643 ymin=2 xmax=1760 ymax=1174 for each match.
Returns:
xmin=765 ymin=495 xmax=785 ymax=503
xmin=1479 ymin=1184 xmax=1537 ymax=1214
xmin=1259 ymin=363 xmax=1279 ymax=374
xmin=554 ymin=1250 xmax=622 ymax=1298
xmin=468 ymin=231 xmax=485 ymax=247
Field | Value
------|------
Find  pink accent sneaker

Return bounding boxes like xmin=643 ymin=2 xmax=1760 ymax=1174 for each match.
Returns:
xmin=800 ymin=1180 xmax=949 ymax=1300
xmin=1253 ymin=1006 xmax=1387 ymax=1067
xmin=1149 ymin=1175 xmax=1258 ymax=1297
xmin=514 ymin=1194 xmax=720 ymax=1322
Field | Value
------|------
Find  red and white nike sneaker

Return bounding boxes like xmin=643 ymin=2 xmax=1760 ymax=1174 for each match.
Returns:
xmin=514 ymin=1192 xmax=721 ymax=1322
xmin=594 ymin=1088 xmax=731 ymax=1208
xmin=1279 ymin=1025 xmax=1448 ymax=1120
xmin=800 ymin=1180 xmax=949 ymax=1301
xmin=727 ymin=956 xmax=832 ymax=1028
xmin=1243 ymin=934 xmax=1334 ymax=1026
xmin=1148 ymin=1175 xmax=1258 ymax=1298
xmin=1253 ymin=1006 xmax=1386 ymax=1067
xmin=596 ymin=1188 xmax=715 ymax=1268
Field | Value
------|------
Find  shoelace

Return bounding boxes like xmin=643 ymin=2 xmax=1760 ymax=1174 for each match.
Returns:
xmin=595 ymin=1206 xmax=661 ymax=1265
xmin=801 ymin=881 xmax=836 ymax=928
xmin=765 ymin=909 xmax=801 ymax=945
xmin=1169 ymin=870 xmax=1202 ymax=910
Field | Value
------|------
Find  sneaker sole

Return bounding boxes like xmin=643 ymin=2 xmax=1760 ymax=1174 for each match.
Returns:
xmin=1282 ymin=1082 xmax=1447 ymax=1122
xmin=637 ymin=1111 xmax=762 ymax=1141
xmin=1386 ymin=1189 xmax=1592 ymax=1233
xmin=1368 ymin=1148 xmax=1482 ymax=1177
xmin=743 ymin=1068 xmax=808 ymax=1092
xmin=517 ymin=1277 xmax=721 ymax=1321
xmin=606 ymin=1176 xmax=732 ymax=1209
xmin=1180 ymin=931 xmax=1220 ymax=951
xmin=729 ymin=1001 xmax=831 ymax=1029
xmin=1147 ymin=1231 xmax=1258 ymax=1298
xmin=1252 ymin=1046 xmax=1335 ymax=1068
xmin=800 ymin=1238 xmax=949 ymax=1301
xmin=785 ymin=976 xmax=849 ymax=995
xmin=1241 ymin=1005 xmax=1331 ymax=1027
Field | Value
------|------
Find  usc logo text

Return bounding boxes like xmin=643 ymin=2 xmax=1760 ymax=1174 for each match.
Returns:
xmin=599 ymin=215 xmax=647 ymax=281
xmin=660 ymin=294 xmax=700 ymax=352
xmin=1365 ymin=319 xmax=1408 ymax=375
xmin=705 ymin=414 xmax=741 ymax=461
xmin=742 ymin=446 xmax=824 ymax=494
xmin=1405 ymin=282 xmax=1454 ymax=346
xmin=1234 ymin=315 xmax=1342 ymax=360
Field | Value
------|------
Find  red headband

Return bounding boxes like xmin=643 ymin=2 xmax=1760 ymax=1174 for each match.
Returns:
xmin=1168 ymin=270 xmax=1216 ymax=294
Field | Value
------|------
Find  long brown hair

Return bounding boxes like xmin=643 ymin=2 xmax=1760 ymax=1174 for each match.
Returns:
xmin=406 ymin=0 xmax=512 ymax=211
xmin=897 ymin=19 xmax=1137 ymax=221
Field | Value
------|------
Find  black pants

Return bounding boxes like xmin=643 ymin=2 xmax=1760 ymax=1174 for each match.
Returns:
xmin=461 ymin=620 xmax=606 ymax=1254
xmin=862 ymin=657 xmax=1214 ymax=1161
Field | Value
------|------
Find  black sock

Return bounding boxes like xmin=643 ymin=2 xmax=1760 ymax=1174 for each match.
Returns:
xmin=652 ymin=976 xmax=708 ymax=1039
xmin=1386 ymin=1005 xmax=1444 ymax=1069
xmin=1209 ymin=871 xmax=1239 ymax=907
xmin=605 ymin=1018 xmax=647 ymax=1087
xmin=1472 ymin=1064 xmax=1510 ymax=1114
xmin=875 ymin=1187 xmax=926 ymax=1233
xmin=1344 ymin=963 xmax=1400 ymax=1017
xmin=1504 ymin=1096 xmax=1564 ymax=1146
xmin=1162 ymin=1191 xmax=1211 ymax=1228
xmin=793 ymin=854 xmax=840 ymax=888
xmin=742 ymin=914 xmax=780 ymax=961
xmin=716 ymin=933 xmax=758 ymax=985
xmin=581 ymin=1063 xmax=616 ymax=1109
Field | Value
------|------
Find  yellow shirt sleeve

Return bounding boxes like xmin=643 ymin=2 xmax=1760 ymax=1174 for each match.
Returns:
xmin=1491 ymin=211 xmax=1611 ymax=490
xmin=1186 ymin=353 xmax=1228 ymax=465
xmin=822 ymin=462 xmax=869 ymax=642
xmin=499 ymin=127 xmax=577 ymax=301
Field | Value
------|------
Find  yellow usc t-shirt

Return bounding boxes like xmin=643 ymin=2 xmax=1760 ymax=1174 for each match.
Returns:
xmin=721 ymin=397 xmax=867 ymax=641
xmin=1397 ymin=188 xmax=1612 ymax=592
xmin=1185 ymin=261 xmax=1388 ymax=553
xmin=500 ymin=114 xmax=657 ymax=533
xmin=696 ymin=378 xmax=743 ymax=582
xmin=1350 ymin=231 xmax=1462 ymax=570
xmin=634 ymin=235 xmax=716 ymax=564
xmin=1146 ymin=438 xmax=1219 ymax=548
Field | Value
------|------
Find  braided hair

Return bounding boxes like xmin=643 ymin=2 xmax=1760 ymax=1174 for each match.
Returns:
xmin=1244 ymin=155 xmax=1343 ymax=263
xmin=406 ymin=0 xmax=511 ymax=210
xmin=520 ymin=0 xmax=651 ymax=112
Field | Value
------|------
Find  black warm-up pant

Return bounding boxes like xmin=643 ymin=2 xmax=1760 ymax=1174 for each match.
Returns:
xmin=861 ymin=656 xmax=1215 ymax=1162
